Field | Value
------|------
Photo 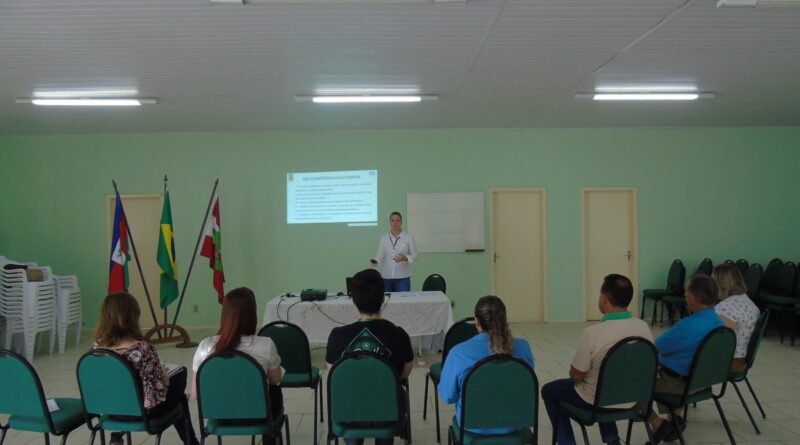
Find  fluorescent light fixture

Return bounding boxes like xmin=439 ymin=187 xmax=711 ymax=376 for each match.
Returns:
xmin=296 ymin=94 xmax=438 ymax=104
xmin=595 ymin=85 xmax=698 ymax=93
xmin=16 ymin=98 xmax=157 ymax=106
xmin=33 ymin=89 xmax=139 ymax=98
xmin=593 ymin=93 xmax=701 ymax=101
xmin=718 ymin=0 xmax=800 ymax=7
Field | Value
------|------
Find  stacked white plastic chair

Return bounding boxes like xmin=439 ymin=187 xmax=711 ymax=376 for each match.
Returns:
xmin=53 ymin=274 xmax=82 ymax=353
xmin=0 ymin=262 xmax=57 ymax=361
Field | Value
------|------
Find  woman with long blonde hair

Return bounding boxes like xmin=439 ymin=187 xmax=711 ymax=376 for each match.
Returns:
xmin=712 ymin=263 xmax=760 ymax=372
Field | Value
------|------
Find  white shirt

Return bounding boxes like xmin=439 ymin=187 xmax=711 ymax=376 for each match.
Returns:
xmin=374 ymin=231 xmax=418 ymax=279
xmin=715 ymin=294 xmax=760 ymax=359
xmin=192 ymin=335 xmax=281 ymax=380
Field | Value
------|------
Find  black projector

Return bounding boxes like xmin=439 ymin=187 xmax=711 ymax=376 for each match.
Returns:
xmin=300 ymin=289 xmax=327 ymax=302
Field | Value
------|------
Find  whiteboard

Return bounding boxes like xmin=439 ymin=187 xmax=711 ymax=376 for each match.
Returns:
xmin=407 ymin=192 xmax=485 ymax=253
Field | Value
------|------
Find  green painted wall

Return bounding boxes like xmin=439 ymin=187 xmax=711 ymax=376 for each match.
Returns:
xmin=1 ymin=128 xmax=799 ymax=328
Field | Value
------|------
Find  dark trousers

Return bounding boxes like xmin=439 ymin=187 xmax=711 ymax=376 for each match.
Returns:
xmin=542 ymin=378 xmax=619 ymax=445
xmin=110 ymin=367 xmax=198 ymax=445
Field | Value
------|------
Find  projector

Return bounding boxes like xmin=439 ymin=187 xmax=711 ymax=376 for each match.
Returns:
xmin=300 ymin=289 xmax=327 ymax=302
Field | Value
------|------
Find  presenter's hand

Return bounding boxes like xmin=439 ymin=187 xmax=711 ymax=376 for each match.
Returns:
xmin=394 ymin=254 xmax=408 ymax=262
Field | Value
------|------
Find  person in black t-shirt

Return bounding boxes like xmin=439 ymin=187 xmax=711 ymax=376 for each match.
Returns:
xmin=325 ymin=268 xmax=414 ymax=445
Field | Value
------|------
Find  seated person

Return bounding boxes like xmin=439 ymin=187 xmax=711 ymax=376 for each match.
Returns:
xmin=93 ymin=293 xmax=199 ymax=445
xmin=438 ymin=295 xmax=535 ymax=435
xmin=325 ymin=268 xmax=415 ymax=445
xmin=192 ymin=287 xmax=283 ymax=445
xmin=712 ymin=263 xmax=760 ymax=373
xmin=639 ymin=274 xmax=724 ymax=444
xmin=542 ymin=274 xmax=653 ymax=445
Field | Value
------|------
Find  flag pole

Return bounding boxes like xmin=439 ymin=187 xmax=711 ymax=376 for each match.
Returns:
xmin=168 ymin=178 xmax=219 ymax=338
xmin=162 ymin=175 xmax=168 ymax=337
xmin=113 ymin=180 xmax=162 ymax=339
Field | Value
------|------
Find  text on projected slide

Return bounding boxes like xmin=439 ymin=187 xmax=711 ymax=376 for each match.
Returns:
xmin=287 ymin=170 xmax=378 ymax=224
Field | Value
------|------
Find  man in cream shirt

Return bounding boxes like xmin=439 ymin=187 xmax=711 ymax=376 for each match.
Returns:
xmin=542 ymin=274 xmax=653 ymax=445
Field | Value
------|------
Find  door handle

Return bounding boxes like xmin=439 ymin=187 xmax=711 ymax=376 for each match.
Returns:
xmin=494 ymin=252 xmax=500 ymax=263
xmin=625 ymin=250 xmax=631 ymax=261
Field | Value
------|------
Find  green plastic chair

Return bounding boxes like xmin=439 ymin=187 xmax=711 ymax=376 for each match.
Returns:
xmin=555 ymin=337 xmax=658 ymax=445
xmin=758 ymin=261 xmax=798 ymax=344
xmin=641 ymin=259 xmax=685 ymax=326
xmin=0 ymin=349 xmax=84 ymax=445
xmin=728 ymin=310 xmax=770 ymax=434
xmin=744 ymin=263 xmax=763 ymax=306
xmin=449 ymin=354 xmax=538 ymax=445
xmin=423 ymin=317 xmax=478 ymax=443
xmin=327 ymin=351 xmax=409 ymax=445
xmin=258 ymin=321 xmax=322 ymax=443
xmin=735 ymin=259 xmax=749 ymax=280
xmin=695 ymin=258 xmax=714 ymax=276
xmin=422 ymin=274 xmax=447 ymax=293
xmin=76 ymin=349 xmax=187 ymax=445
xmin=653 ymin=327 xmax=737 ymax=445
xmin=196 ymin=350 xmax=289 ymax=445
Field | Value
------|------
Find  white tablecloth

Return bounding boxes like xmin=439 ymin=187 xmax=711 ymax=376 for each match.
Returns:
xmin=262 ymin=291 xmax=454 ymax=349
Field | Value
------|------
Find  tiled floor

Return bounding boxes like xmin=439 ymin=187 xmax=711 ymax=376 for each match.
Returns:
xmin=4 ymin=322 xmax=800 ymax=445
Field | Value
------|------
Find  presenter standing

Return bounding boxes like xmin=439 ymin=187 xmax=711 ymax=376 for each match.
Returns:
xmin=372 ymin=211 xmax=418 ymax=292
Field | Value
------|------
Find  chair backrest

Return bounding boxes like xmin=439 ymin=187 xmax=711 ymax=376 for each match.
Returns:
xmin=776 ymin=262 xmax=797 ymax=296
xmin=593 ymin=337 xmax=658 ymax=411
xmin=441 ymin=317 xmax=478 ymax=365
xmin=197 ymin=351 xmax=270 ymax=420
xmin=666 ymin=259 xmax=686 ymax=291
xmin=459 ymin=355 xmax=538 ymax=432
xmin=685 ymin=327 xmax=736 ymax=395
xmin=735 ymin=259 xmax=749 ymax=279
xmin=762 ymin=258 xmax=784 ymax=291
xmin=422 ymin=274 xmax=447 ymax=293
xmin=258 ymin=321 xmax=312 ymax=379
xmin=328 ymin=351 xmax=402 ymax=425
xmin=744 ymin=263 xmax=763 ymax=301
xmin=76 ymin=349 xmax=145 ymax=418
xmin=695 ymin=258 xmax=713 ymax=276
xmin=0 ymin=350 xmax=50 ymax=424
xmin=744 ymin=310 xmax=770 ymax=372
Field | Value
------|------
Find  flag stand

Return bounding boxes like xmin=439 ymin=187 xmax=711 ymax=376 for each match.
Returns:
xmin=143 ymin=175 xmax=197 ymax=348
xmin=113 ymin=180 xmax=163 ymax=340
xmin=164 ymin=178 xmax=220 ymax=347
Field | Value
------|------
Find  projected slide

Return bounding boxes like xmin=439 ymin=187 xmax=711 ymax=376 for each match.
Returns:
xmin=287 ymin=170 xmax=378 ymax=224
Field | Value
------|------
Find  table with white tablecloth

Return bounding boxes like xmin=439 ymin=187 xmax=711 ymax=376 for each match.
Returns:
xmin=262 ymin=291 xmax=454 ymax=351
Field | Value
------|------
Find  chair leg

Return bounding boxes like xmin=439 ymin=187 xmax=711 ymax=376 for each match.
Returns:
xmin=744 ymin=376 xmax=766 ymax=418
xmin=0 ymin=426 xmax=7 ymax=445
xmin=625 ymin=419 xmax=633 ymax=444
xmin=713 ymin=397 xmax=737 ymax=445
xmin=666 ymin=406 xmax=686 ymax=445
xmin=251 ymin=436 xmax=255 ymax=445
xmin=732 ymin=381 xmax=760 ymax=434
xmin=682 ymin=405 xmax=688 ymax=421
xmin=319 ymin=379 xmax=324 ymax=423
xmin=59 ymin=431 xmax=70 ymax=445
xmin=100 ymin=430 xmax=106 ymax=445
xmin=579 ymin=424 xmax=590 ymax=445
xmin=88 ymin=428 xmax=97 ymax=445
xmin=126 ymin=432 xmax=132 ymax=445
xmin=156 ymin=433 xmax=163 ymax=445
xmin=651 ymin=298 xmax=657 ymax=326
xmin=434 ymin=383 xmax=441 ymax=443
xmin=285 ymin=415 xmax=291 ymax=445
xmin=44 ymin=433 xmax=51 ymax=445
xmin=314 ymin=384 xmax=319 ymax=445
xmin=642 ymin=416 xmax=656 ymax=444
xmin=423 ymin=373 xmax=430 ymax=420
xmin=216 ymin=436 xmax=222 ymax=445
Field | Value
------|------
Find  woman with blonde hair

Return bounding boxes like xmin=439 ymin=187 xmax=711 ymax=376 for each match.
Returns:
xmin=93 ymin=292 xmax=198 ymax=445
xmin=437 ymin=295 xmax=535 ymax=435
xmin=712 ymin=263 xmax=760 ymax=372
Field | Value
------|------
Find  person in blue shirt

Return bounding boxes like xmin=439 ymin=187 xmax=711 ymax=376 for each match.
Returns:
xmin=437 ymin=295 xmax=535 ymax=435
xmin=639 ymin=274 xmax=724 ymax=444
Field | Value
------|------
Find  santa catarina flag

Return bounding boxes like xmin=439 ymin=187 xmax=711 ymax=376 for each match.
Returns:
xmin=157 ymin=190 xmax=179 ymax=308
xmin=108 ymin=191 xmax=130 ymax=294
xmin=200 ymin=191 xmax=225 ymax=303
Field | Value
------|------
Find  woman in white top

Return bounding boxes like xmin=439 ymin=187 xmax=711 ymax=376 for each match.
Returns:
xmin=192 ymin=287 xmax=283 ymax=444
xmin=372 ymin=211 xmax=419 ymax=292
xmin=712 ymin=263 xmax=761 ymax=373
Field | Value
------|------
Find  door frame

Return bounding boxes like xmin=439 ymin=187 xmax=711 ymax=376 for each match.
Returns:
xmin=581 ymin=187 xmax=639 ymax=321
xmin=489 ymin=188 xmax=548 ymax=322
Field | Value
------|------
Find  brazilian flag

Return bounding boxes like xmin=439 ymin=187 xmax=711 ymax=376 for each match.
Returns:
xmin=157 ymin=191 xmax=179 ymax=308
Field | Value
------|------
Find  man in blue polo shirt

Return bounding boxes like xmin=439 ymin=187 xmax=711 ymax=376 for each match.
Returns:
xmin=640 ymin=274 xmax=724 ymax=444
